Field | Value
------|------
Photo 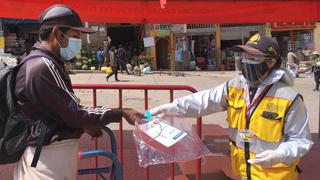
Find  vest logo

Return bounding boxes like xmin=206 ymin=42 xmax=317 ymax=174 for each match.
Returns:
xmin=247 ymin=34 xmax=260 ymax=45
xmin=230 ymin=93 xmax=237 ymax=99
xmin=265 ymin=103 xmax=284 ymax=112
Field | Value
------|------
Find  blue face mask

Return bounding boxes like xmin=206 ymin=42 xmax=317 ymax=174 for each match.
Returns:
xmin=57 ymin=33 xmax=82 ymax=61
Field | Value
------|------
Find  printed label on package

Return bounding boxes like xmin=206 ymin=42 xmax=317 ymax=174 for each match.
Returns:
xmin=139 ymin=121 xmax=187 ymax=147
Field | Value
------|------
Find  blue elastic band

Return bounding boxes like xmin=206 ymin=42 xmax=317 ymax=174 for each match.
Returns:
xmin=143 ymin=111 xmax=153 ymax=121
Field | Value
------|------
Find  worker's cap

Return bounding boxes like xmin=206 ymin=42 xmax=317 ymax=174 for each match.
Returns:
xmin=232 ymin=33 xmax=280 ymax=60
xmin=39 ymin=4 xmax=96 ymax=34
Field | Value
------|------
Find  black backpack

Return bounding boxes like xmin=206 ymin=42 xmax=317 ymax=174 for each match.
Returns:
xmin=0 ymin=54 xmax=49 ymax=167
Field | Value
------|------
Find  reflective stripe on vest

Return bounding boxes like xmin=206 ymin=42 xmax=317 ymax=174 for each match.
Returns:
xmin=226 ymin=77 xmax=300 ymax=180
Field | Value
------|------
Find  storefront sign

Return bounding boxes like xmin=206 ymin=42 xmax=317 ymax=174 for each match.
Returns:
xmin=271 ymin=21 xmax=316 ymax=31
xmin=154 ymin=24 xmax=170 ymax=37
xmin=0 ymin=36 xmax=5 ymax=49
xmin=172 ymin=24 xmax=187 ymax=33
xmin=143 ymin=37 xmax=155 ymax=47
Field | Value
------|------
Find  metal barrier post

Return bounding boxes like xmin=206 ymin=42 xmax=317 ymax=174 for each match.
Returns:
xmin=196 ymin=117 xmax=202 ymax=180
xmin=144 ymin=89 xmax=150 ymax=180
xmin=169 ymin=90 xmax=175 ymax=180
xmin=72 ymin=84 xmax=201 ymax=180
xmin=118 ymin=89 xmax=123 ymax=171
xmin=93 ymin=88 xmax=98 ymax=180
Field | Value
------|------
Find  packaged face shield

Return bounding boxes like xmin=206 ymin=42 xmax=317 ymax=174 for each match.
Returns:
xmin=235 ymin=55 xmax=270 ymax=84
xmin=133 ymin=115 xmax=212 ymax=167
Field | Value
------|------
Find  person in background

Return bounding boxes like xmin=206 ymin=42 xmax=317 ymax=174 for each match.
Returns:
xmin=286 ymin=49 xmax=299 ymax=77
xmin=13 ymin=4 xmax=143 ymax=180
xmin=302 ymin=46 xmax=311 ymax=57
xmin=116 ymin=44 xmax=129 ymax=74
xmin=149 ymin=34 xmax=313 ymax=180
xmin=207 ymin=46 xmax=216 ymax=69
xmin=295 ymin=48 xmax=305 ymax=78
xmin=106 ymin=46 xmax=119 ymax=81
xmin=96 ymin=47 xmax=104 ymax=70
xmin=311 ymin=51 xmax=320 ymax=91
xmin=103 ymin=36 xmax=111 ymax=66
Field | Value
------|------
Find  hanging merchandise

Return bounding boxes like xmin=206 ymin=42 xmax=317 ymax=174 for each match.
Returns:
xmin=0 ymin=54 xmax=17 ymax=66
xmin=133 ymin=113 xmax=212 ymax=167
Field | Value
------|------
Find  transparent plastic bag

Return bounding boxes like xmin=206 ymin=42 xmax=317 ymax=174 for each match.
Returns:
xmin=133 ymin=115 xmax=212 ymax=167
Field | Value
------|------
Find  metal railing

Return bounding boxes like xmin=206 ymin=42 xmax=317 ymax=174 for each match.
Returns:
xmin=72 ymin=84 xmax=202 ymax=180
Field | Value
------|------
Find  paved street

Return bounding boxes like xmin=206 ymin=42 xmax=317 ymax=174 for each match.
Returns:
xmin=70 ymin=70 xmax=320 ymax=180
xmin=1 ymin=70 xmax=319 ymax=180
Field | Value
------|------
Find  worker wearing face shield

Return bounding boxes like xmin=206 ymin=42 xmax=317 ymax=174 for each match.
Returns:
xmin=149 ymin=34 xmax=313 ymax=180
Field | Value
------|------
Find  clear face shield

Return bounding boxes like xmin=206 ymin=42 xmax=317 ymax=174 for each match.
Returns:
xmin=234 ymin=53 xmax=271 ymax=84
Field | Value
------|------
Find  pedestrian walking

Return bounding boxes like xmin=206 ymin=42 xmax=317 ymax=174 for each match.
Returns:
xmin=150 ymin=34 xmax=313 ymax=180
xmin=116 ymin=44 xmax=130 ymax=74
xmin=13 ymin=4 xmax=143 ymax=180
xmin=103 ymin=36 xmax=111 ymax=66
xmin=106 ymin=46 xmax=119 ymax=81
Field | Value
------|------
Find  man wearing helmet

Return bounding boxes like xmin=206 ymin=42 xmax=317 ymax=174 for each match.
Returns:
xmin=13 ymin=4 xmax=143 ymax=180
xmin=150 ymin=34 xmax=313 ymax=180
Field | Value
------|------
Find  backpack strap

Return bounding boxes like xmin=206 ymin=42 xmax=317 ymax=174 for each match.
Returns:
xmin=31 ymin=122 xmax=47 ymax=167
xmin=16 ymin=50 xmax=55 ymax=168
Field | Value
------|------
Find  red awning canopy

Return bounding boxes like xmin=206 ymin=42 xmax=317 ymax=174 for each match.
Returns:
xmin=1 ymin=0 xmax=320 ymax=24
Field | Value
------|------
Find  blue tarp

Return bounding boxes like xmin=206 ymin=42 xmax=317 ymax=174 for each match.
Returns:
xmin=2 ymin=18 xmax=38 ymax=25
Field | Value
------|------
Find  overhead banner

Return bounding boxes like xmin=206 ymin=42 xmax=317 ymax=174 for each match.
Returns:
xmin=0 ymin=0 xmax=319 ymax=24
xmin=271 ymin=21 xmax=317 ymax=31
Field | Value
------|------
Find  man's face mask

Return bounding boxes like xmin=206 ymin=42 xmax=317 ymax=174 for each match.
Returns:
xmin=57 ymin=31 xmax=82 ymax=61
xmin=238 ymin=57 xmax=271 ymax=84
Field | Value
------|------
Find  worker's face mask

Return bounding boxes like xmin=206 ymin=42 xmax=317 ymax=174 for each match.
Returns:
xmin=57 ymin=31 xmax=82 ymax=61
xmin=236 ymin=56 xmax=271 ymax=84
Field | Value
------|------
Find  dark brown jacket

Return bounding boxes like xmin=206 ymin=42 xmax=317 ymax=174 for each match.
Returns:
xmin=14 ymin=42 xmax=122 ymax=145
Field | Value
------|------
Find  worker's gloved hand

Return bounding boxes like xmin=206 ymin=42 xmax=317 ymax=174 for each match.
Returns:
xmin=248 ymin=150 xmax=285 ymax=168
xmin=149 ymin=103 xmax=179 ymax=118
xmin=84 ymin=128 xmax=103 ymax=139
xmin=122 ymin=108 xmax=144 ymax=125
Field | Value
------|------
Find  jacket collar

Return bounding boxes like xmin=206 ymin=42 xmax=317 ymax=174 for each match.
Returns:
xmin=31 ymin=41 xmax=65 ymax=67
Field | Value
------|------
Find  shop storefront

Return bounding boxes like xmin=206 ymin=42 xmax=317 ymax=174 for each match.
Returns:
xmin=153 ymin=24 xmax=171 ymax=70
xmin=74 ymin=22 xmax=145 ymax=71
xmin=271 ymin=22 xmax=316 ymax=58
xmin=0 ymin=18 xmax=40 ymax=66
xmin=2 ymin=18 xmax=40 ymax=56
xmin=148 ymin=23 xmax=266 ymax=72
xmin=220 ymin=24 xmax=266 ymax=70
xmin=186 ymin=24 xmax=216 ymax=70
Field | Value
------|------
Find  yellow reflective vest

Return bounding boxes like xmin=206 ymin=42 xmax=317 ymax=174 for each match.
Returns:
xmin=227 ymin=77 xmax=300 ymax=180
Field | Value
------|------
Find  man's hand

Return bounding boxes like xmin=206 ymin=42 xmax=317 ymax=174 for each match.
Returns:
xmin=84 ymin=128 xmax=103 ymax=139
xmin=247 ymin=150 xmax=285 ymax=168
xmin=122 ymin=108 xmax=144 ymax=125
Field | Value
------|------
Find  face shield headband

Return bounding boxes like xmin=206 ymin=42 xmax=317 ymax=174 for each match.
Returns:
xmin=236 ymin=57 xmax=271 ymax=84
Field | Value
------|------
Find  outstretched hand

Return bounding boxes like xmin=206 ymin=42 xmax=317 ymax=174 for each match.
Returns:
xmin=122 ymin=108 xmax=144 ymax=125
